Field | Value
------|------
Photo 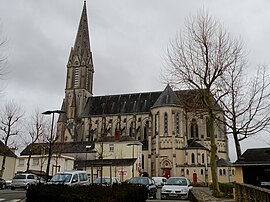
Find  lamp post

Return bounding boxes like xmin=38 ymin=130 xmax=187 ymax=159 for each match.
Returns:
xmin=42 ymin=110 xmax=65 ymax=182
xmin=127 ymin=143 xmax=140 ymax=178
xmin=85 ymin=145 xmax=92 ymax=171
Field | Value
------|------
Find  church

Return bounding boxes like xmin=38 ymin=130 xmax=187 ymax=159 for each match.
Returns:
xmin=20 ymin=1 xmax=234 ymax=184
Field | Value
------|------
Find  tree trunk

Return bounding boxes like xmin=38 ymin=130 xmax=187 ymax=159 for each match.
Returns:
xmin=209 ymin=111 xmax=220 ymax=196
xmin=0 ymin=155 xmax=7 ymax=178
xmin=233 ymin=133 xmax=242 ymax=160
xmin=26 ymin=153 xmax=32 ymax=171
xmin=205 ymin=91 xmax=220 ymax=196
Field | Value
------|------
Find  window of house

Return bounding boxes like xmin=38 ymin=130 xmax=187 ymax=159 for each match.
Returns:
xmin=201 ymin=169 xmax=204 ymax=175
xmin=164 ymin=112 xmax=168 ymax=135
xmin=186 ymin=169 xmax=189 ymax=175
xmin=109 ymin=144 xmax=114 ymax=152
xmin=232 ymin=169 xmax=235 ymax=176
xmin=223 ymin=169 xmax=226 ymax=176
xmin=18 ymin=159 xmax=24 ymax=167
xmin=191 ymin=119 xmax=198 ymax=139
xmin=32 ymin=158 xmax=39 ymax=166
xmin=219 ymin=169 xmax=222 ymax=176
xmin=191 ymin=153 xmax=195 ymax=164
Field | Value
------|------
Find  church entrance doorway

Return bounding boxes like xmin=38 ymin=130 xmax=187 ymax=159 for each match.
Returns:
xmin=162 ymin=168 xmax=171 ymax=178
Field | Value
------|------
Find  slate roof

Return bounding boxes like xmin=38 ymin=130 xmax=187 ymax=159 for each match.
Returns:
xmin=20 ymin=141 xmax=95 ymax=156
xmin=81 ymin=88 xmax=222 ymax=117
xmin=76 ymin=158 xmax=136 ymax=168
xmin=0 ymin=141 xmax=17 ymax=158
xmin=152 ymin=84 xmax=182 ymax=108
xmin=186 ymin=139 xmax=208 ymax=150
xmin=234 ymin=148 xmax=270 ymax=166
xmin=216 ymin=158 xmax=232 ymax=167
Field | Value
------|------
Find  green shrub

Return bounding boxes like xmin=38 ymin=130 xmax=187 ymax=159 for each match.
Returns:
xmin=209 ymin=183 xmax=234 ymax=199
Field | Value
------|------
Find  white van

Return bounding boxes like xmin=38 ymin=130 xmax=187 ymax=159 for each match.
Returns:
xmin=49 ymin=170 xmax=89 ymax=186
xmin=152 ymin=177 xmax=167 ymax=187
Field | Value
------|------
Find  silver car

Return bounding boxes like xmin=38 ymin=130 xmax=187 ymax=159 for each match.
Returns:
xmin=11 ymin=173 xmax=39 ymax=190
xmin=161 ymin=177 xmax=192 ymax=200
xmin=93 ymin=176 xmax=120 ymax=186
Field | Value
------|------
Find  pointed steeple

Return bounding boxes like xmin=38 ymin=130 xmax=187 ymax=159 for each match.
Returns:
xmin=73 ymin=1 xmax=91 ymax=59
xmin=65 ymin=1 xmax=94 ymax=94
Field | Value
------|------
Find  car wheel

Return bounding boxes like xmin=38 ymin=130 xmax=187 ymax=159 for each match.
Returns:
xmin=25 ymin=184 xmax=30 ymax=190
xmin=2 ymin=184 xmax=6 ymax=189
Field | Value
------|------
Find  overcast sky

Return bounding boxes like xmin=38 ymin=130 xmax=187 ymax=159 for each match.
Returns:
xmin=1 ymin=0 xmax=270 ymax=161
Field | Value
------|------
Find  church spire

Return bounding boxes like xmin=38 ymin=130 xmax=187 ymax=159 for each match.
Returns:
xmin=66 ymin=1 xmax=94 ymax=95
xmin=73 ymin=1 xmax=91 ymax=58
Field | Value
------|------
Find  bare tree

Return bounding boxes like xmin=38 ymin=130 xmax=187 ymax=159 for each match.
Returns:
xmin=166 ymin=11 xmax=243 ymax=195
xmin=218 ymin=64 xmax=270 ymax=159
xmin=23 ymin=109 xmax=45 ymax=171
xmin=0 ymin=101 xmax=24 ymax=177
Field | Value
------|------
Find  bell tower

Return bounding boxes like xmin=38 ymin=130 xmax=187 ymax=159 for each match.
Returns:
xmin=57 ymin=1 xmax=94 ymax=142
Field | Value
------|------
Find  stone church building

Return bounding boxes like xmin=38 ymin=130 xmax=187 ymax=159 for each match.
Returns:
xmin=51 ymin=1 xmax=233 ymax=183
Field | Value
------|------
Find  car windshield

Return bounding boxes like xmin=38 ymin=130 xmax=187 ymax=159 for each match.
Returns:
xmin=166 ymin=178 xmax=187 ymax=186
xmin=129 ymin=177 xmax=149 ymax=185
xmin=50 ymin=174 xmax=72 ymax=182
xmin=13 ymin=175 xmax=26 ymax=180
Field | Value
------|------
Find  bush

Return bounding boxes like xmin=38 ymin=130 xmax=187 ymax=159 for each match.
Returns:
xmin=26 ymin=184 xmax=148 ymax=202
xmin=209 ymin=183 xmax=234 ymax=199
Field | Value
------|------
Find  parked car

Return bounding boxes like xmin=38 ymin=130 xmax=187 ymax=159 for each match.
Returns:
xmin=93 ymin=176 xmax=120 ymax=186
xmin=5 ymin=179 xmax=12 ymax=188
xmin=161 ymin=177 xmax=192 ymax=200
xmin=152 ymin=177 xmax=167 ymax=187
xmin=0 ymin=178 xmax=6 ymax=189
xmin=48 ymin=170 xmax=89 ymax=186
xmin=128 ymin=177 xmax=157 ymax=199
xmin=11 ymin=173 xmax=39 ymax=190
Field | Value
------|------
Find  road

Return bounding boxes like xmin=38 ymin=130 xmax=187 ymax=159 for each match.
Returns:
xmin=0 ymin=189 xmax=26 ymax=202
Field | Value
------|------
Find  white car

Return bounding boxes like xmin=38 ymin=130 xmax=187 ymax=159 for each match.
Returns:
xmin=49 ymin=170 xmax=89 ymax=186
xmin=161 ymin=177 xmax=192 ymax=200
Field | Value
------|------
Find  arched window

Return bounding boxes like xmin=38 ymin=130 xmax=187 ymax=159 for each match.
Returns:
xmin=206 ymin=117 xmax=210 ymax=138
xmin=201 ymin=169 xmax=204 ymax=175
xmin=164 ymin=112 xmax=168 ymax=135
xmin=186 ymin=169 xmax=189 ymax=175
xmin=223 ymin=169 xmax=226 ymax=176
xmin=219 ymin=169 xmax=222 ymax=176
xmin=191 ymin=119 xmax=198 ymax=139
xmin=232 ymin=169 xmax=235 ymax=176
xmin=202 ymin=153 xmax=205 ymax=164
xmin=176 ymin=113 xmax=180 ymax=136
xmin=191 ymin=153 xmax=195 ymax=164
xmin=143 ymin=126 xmax=147 ymax=140
xmin=155 ymin=114 xmax=158 ymax=134
xmin=74 ymin=67 xmax=79 ymax=88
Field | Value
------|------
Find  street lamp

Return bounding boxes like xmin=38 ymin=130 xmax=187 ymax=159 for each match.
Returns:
xmin=85 ymin=145 xmax=92 ymax=170
xmin=127 ymin=143 xmax=140 ymax=178
xmin=42 ymin=110 xmax=65 ymax=182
